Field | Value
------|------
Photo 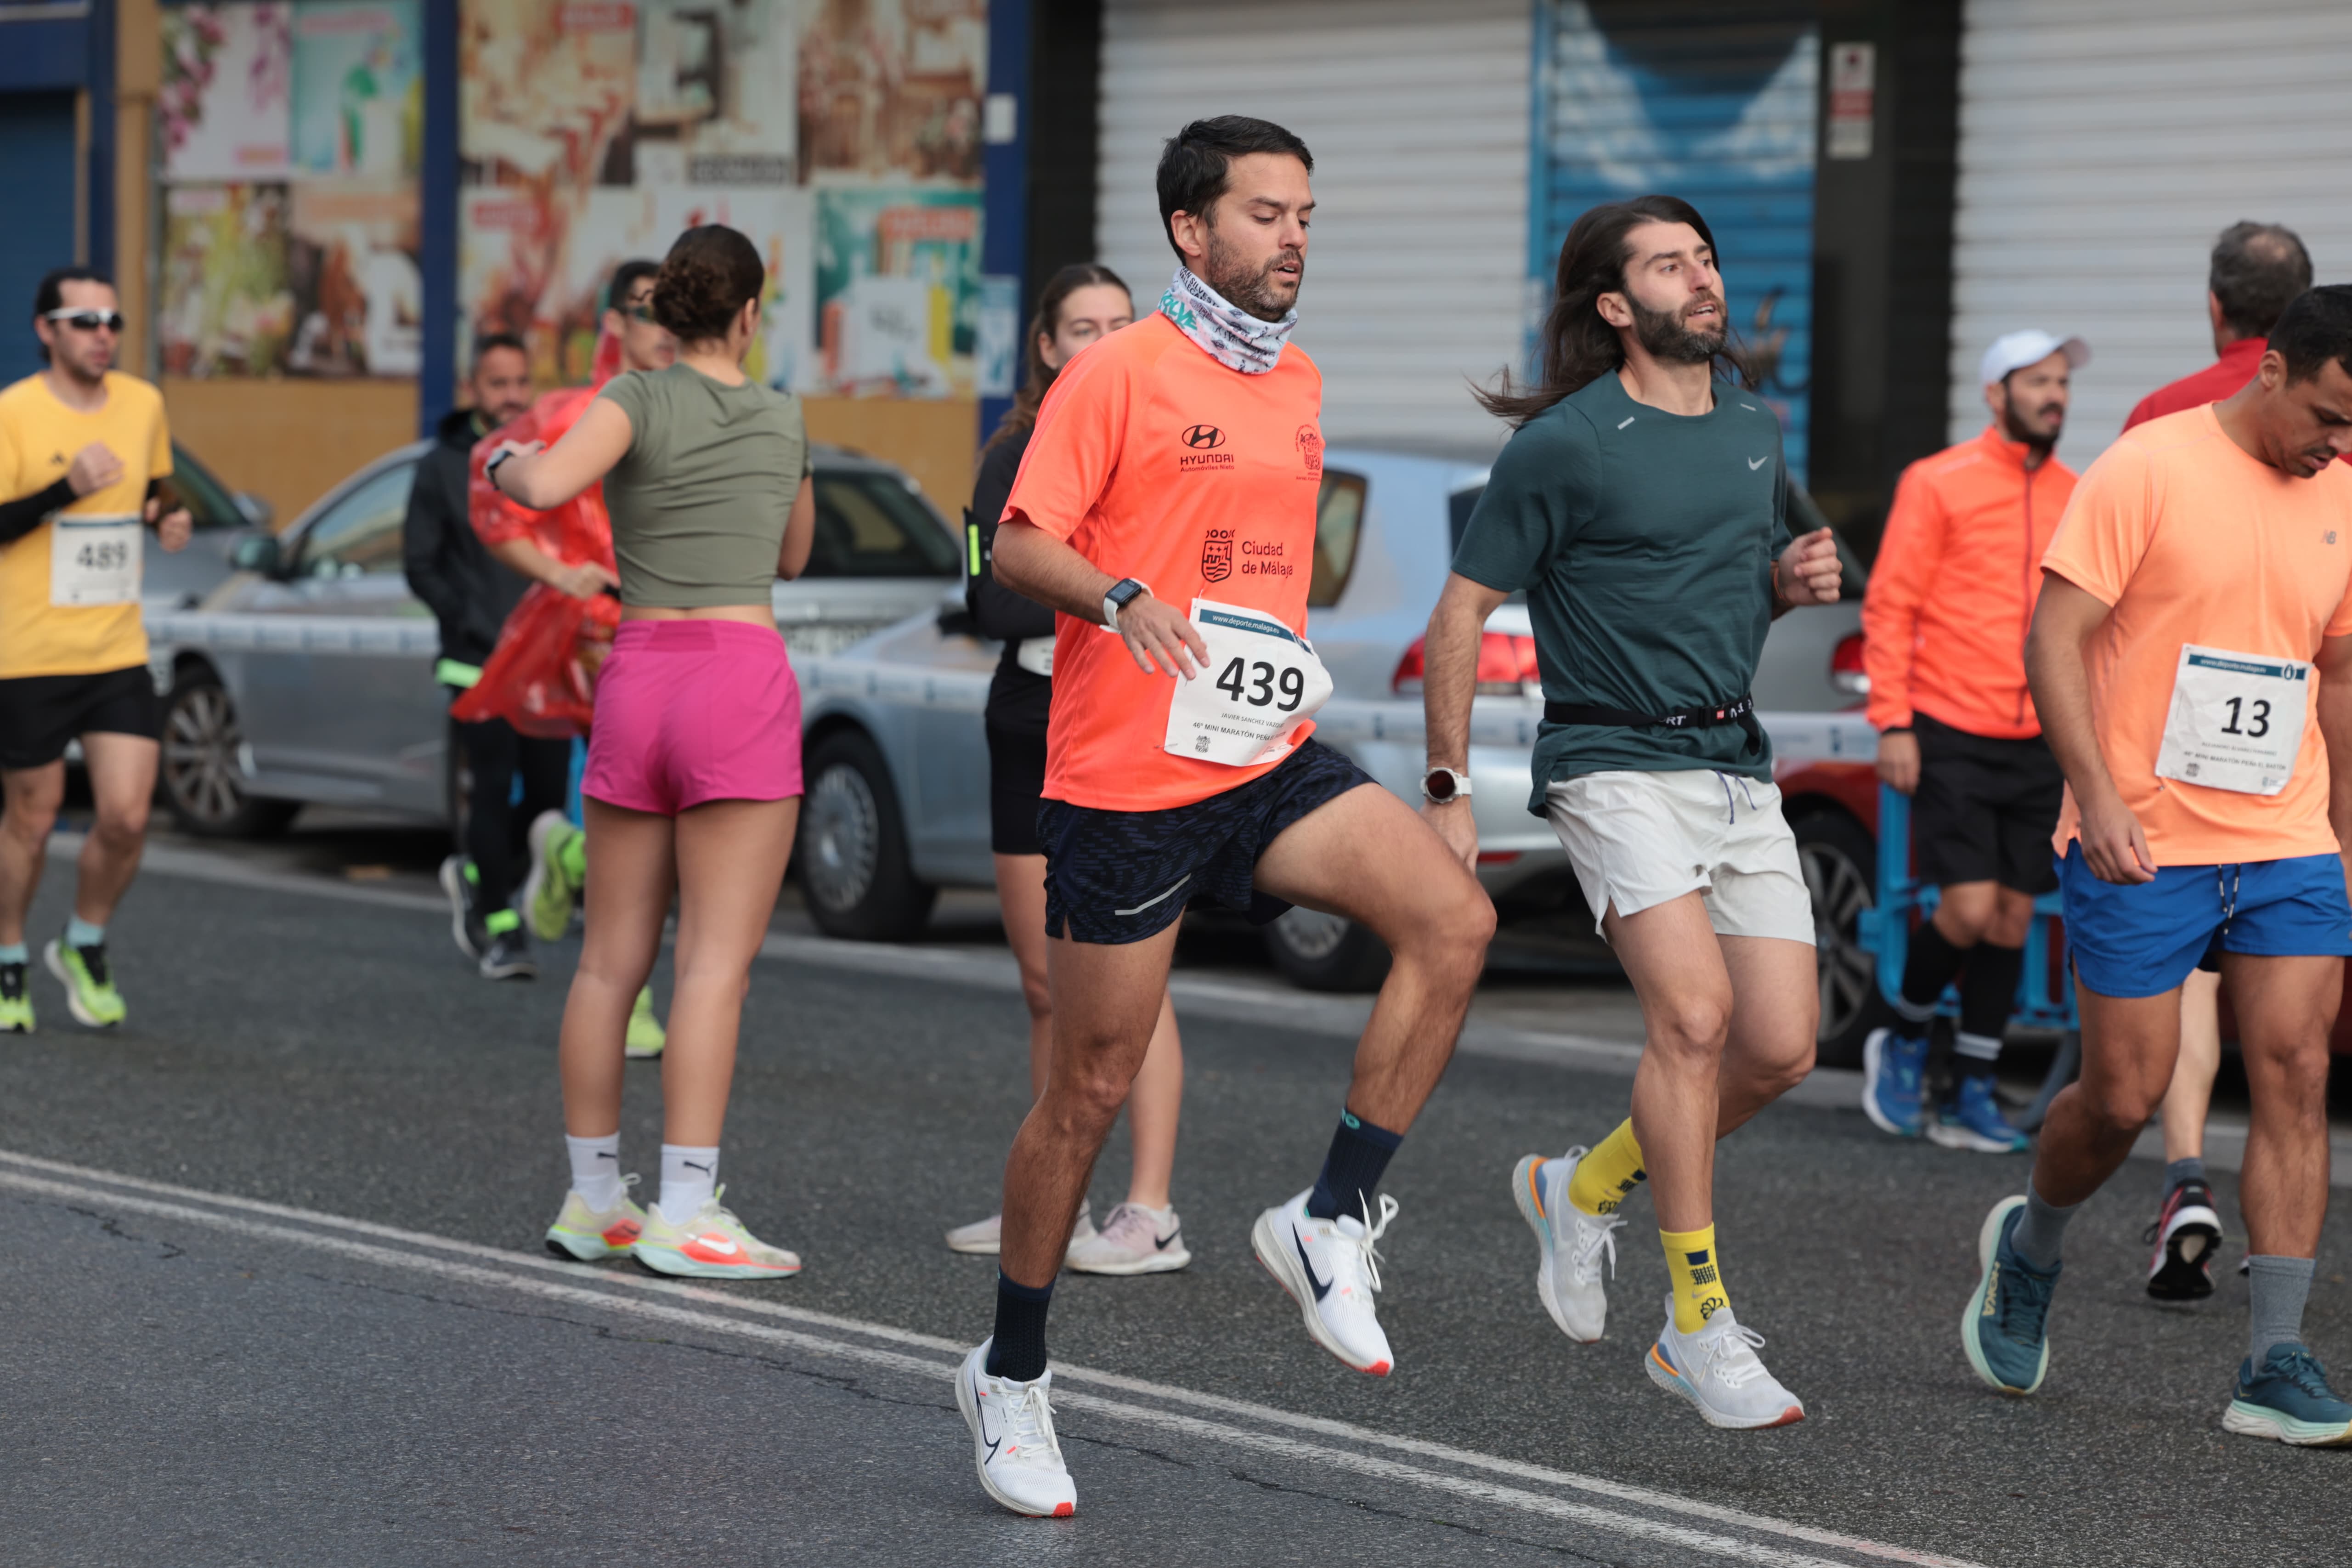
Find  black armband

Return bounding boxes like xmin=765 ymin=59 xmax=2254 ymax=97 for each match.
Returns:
xmin=0 ymin=477 xmax=77 ymax=544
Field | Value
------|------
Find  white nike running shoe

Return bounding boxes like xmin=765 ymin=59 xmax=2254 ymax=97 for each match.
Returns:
xmin=1512 ymin=1149 xmax=1623 ymax=1342
xmin=1645 ymin=1294 xmax=1806 ymax=1430
xmin=631 ymin=1187 xmax=801 ymax=1279
xmin=943 ymin=1201 xmax=1096 ymax=1257
xmin=1250 ymin=1188 xmax=1399 ymax=1376
xmin=956 ymin=1339 xmax=1076 ymax=1517
xmin=1066 ymin=1202 xmax=1190 ymax=1275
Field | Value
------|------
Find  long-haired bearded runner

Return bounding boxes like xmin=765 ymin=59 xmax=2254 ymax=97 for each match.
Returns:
xmin=1422 ymin=196 xmax=1842 ymax=1430
xmin=952 ymin=116 xmax=1493 ymax=1518
xmin=1963 ymin=286 xmax=2352 ymax=1445
xmin=485 ymin=226 xmax=818 ymax=1284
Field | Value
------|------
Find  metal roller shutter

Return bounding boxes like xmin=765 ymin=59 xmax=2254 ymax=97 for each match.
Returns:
xmin=1095 ymin=0 xmax=1531 ymax=450
xmin=1951 ymin=0 xmax=2352 ymax=471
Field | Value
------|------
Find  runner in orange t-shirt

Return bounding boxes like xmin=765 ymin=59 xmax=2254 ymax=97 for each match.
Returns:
xmin=950 ymin=117 xmax=1492 ymax=1521
xmin=1961 ymin=286 xmax=2352 ymax=1445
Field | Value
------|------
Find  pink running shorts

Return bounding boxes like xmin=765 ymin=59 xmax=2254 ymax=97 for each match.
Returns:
xmin=583 ymin=619 xmax=803 ymax=815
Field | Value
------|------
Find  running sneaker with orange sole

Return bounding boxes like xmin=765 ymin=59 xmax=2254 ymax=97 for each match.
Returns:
xmin=632 ymin=1187 xmax=802 ymax=1279
xmin=545 ymin=1177 xmax=648 ymax=1262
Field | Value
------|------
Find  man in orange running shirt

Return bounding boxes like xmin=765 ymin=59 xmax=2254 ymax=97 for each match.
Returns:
xmin=1962 ymin=286 xmax=2352 ymax=1447
xmin=949 ymin=117 xmax=1493 ymax=1519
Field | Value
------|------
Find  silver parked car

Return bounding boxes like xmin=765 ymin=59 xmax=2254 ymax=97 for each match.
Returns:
xmin=794 ymin=445 xmax=1863 ymax=962
xmin=147 ymin=442 xmax=962 ymax=837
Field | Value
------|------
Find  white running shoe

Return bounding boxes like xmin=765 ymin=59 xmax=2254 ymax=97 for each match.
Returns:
xmin=631 ymin=1188 xmax=801 ymax=1279
xmin=956 ymin=1339 xmax=1076 ymax=1517
xmin=943 ymin=1201 xmax=1096 ymax=1258
xmin=1645 ymin=1294 xmax=1806 ymax=1429
xmin=1511 ymin=1149 xmax=1622 ymax=1342
xmin=1250 ymin=1189 xmax=1399 ymax=1376
xmin=1066 ymin=1202 xmax=1191 ymax=1275
xmin=543 ymin=1177 xmax=647 ymax=1262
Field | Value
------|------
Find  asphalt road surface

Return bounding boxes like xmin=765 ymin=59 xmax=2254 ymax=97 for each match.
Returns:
xmin=5 ymin=839 xmax=2348 ymax=1567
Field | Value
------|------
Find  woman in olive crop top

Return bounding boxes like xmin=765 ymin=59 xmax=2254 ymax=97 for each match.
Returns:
xmin=487 ymin=224 xmax=816 ymax=1279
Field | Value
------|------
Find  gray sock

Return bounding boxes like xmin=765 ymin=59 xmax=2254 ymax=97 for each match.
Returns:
xmin=2164 ymin=1156 xmax=2206 ymax=1194
xmin=2247 ymin=1255 xmax=2315 ymax=1367
xmin=2008 ymin=1182 xmax=2078 ymax=1272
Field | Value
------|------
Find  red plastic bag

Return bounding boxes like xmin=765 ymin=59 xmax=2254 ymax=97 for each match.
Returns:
xmin=451 ymin=326 xmax=626 ymax=736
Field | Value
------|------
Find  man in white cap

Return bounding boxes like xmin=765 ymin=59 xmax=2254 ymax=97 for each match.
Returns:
xmin=1858 ymin=328 xmax=2089 ymax=1150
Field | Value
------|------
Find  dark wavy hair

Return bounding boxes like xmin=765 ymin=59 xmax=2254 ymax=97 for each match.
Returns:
xmin=1476 ymin=195 xmax=1753 ymax=427
xmin=651 ymin=225 xmax=765 ymax=345
xmin=980 ymin=263 xmax=1131 ymax=461
xmin=1156 ymin=115 xmax=1313 ymax=260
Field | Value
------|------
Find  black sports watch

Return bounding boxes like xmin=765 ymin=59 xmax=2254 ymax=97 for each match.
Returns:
xmin=1102 ymin=577 xmax=1147 ymax=631
xmin=485 ymin=448 xmax=516 ymax=493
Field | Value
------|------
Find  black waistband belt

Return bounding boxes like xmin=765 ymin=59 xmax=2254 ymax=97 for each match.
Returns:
xmin=1543 ymin=693 xmax=1762 ymax=757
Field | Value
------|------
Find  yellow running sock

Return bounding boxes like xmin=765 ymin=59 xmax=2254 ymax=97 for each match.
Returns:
xmin=1662 ymin=1223 xmax=1730 ymax=1333
xmin=1566 ymin=1119 xmax=1648 ymax=1217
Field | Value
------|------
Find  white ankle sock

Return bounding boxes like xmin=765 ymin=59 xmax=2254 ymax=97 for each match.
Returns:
xmin=658 ymin=1144 xmax=720 ymax=1222
xmin=565 ymin=1133 xmax=623 ymax=1211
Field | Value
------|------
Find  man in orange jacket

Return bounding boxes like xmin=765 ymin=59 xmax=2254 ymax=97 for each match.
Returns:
xmin=1860 ymin=328 xmax=2087 ymax=1152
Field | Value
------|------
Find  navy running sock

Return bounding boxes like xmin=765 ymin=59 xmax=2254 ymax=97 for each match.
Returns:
xmin=985 ymin=1272 xmax=1055 ymax=1382
xmin=1900 ymin=917 xmax=1972 ymax=1018
xmin=1306 ymin=1109 xmax=1403 ymax=1221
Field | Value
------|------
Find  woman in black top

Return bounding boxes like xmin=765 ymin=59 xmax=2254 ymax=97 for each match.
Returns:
xmin=944 ymin=265 xmax=1193 ymax=1275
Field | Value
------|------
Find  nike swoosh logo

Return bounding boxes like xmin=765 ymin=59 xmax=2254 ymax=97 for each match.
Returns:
xmin=1154 ymin=1228 xmax=1181 ymax=1249
xmin=1294 ymin=1232 xmax=1332 ymax=1301
xmin=972 ymin=1370 xmax=1002 ymax=1460
xmin=695 ymin=1235 xmax=741 ymax=1254
xmin=1747 ymin=455 xmax=1769 ymax=470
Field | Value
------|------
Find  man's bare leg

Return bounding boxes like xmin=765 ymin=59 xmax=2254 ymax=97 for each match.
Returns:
xmin=2163 ymin=968 xmax=2222 ymax=1166
xmin=0 ymin=761 xmax=65 ymax=947
xmin=2226 ymin=954 xmax=2336 ymax=1261
xmin=71 ymin=733 xmax=159 ymax=928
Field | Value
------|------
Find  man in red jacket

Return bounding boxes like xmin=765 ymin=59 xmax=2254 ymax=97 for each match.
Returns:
xmin=1860 ymin=328 xmax=2086 ymax=1152
xmin=2121 ymin=221 xmax=2312 ymax=1305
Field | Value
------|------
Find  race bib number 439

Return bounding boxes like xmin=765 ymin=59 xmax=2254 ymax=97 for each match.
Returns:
xmin=2154 ymin=643 xmax=2310 ymax=797
xmin=50 ymin=514 xmax=141 ymax=607
xmin=1163 ymin=597 xmax=1333 ymax=767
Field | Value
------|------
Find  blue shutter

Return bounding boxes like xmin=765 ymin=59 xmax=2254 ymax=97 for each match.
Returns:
xmin=1531 ymin=2 xmax=1819 ymax=482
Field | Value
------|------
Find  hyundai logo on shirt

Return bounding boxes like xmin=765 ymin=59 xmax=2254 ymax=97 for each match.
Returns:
xmin=1182 ymin=424 xmax=1226 ymax=450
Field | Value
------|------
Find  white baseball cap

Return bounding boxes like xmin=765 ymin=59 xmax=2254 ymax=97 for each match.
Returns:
xmin=1979 ymin=328 xmax=2090 ymax=387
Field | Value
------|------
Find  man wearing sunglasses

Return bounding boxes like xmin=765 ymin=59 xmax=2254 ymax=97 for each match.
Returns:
xmin=0 ymin=266 xmax=192 ymax=1034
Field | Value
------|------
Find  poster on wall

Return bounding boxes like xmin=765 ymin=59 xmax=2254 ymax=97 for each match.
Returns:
xmin=286 ymin=181 xmax=423 ymax=375
xmin=158 ymin=183 xmax=296 ymax=377
xmin=162 ymin=4 xmax=294 ymax=182
xmin=290 ymin=0 xmax=423 ymax=178
xmin=459 ymin=0 xmax=986 ymax=399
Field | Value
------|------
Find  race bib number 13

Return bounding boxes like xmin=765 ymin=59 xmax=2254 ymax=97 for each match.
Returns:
xmin=2154 ymin=643 xmax=2309 ymax=797
xmin=1163 ymin=597 xmax=1333 ymax=767
xmin=50 ymin=514 xmax=141 ymax=607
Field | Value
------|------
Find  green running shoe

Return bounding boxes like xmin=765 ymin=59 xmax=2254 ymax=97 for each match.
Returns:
xmin=522 ymin=810 xmax=584 ymax=942
xmin=1962 ymin=1195 xmax=2058 ymax=1395
xmin=45 ymin=938 xmax=125 ymax=1028
xmin=0 ymin=961 xmax=32 ymax=1033
xmin=626 ymin=985 xmax=667 ymax=1058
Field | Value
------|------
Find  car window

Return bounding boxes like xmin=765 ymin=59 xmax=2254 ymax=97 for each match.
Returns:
xmin=803 ymin=471 xmax=958 ymax=578
xmin=166 ymin=442 xmax=245 ymax=531
xmin=293 ymin=461 xmax=415 ymax=579
xmin=1307 ymin=470 xmax=1368 ymax=607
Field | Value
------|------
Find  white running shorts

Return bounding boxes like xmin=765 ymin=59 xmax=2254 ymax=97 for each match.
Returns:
xmin=1544 ymin=769 xmax=1815 ymax=945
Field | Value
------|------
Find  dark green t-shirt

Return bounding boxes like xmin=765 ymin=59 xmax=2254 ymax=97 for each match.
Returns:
xmin=1452 ymin=372 xmax=1791 ymax=812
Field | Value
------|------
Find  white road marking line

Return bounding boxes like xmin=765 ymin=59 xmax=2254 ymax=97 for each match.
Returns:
xmin=2 ymin=1150 xmax=1984 ymax=1568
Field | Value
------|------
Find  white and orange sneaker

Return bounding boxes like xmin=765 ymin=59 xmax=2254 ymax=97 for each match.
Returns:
xmin=1250 ymin=1189 xmax=1400 ymax=1376
xmin=956 ymin=1339 xmax=1077 ymax=1517
xmin=544 ymin=1177 xmax=647 ymax=1262
xmin=631 ymin=1187 xmax=802 ymax=1279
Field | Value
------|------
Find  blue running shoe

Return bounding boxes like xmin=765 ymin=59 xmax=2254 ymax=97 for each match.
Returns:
xmin=1929 ymin=1075 xmax=2030 ymax=1154
xmin=1962 ymin=1196 xmax=2058 ymax=1394
xmin=1861 ymin=1026 xmax=1928 ymax=1137
xmin=2223 ymin=1345 xmax=2352 ymax=1446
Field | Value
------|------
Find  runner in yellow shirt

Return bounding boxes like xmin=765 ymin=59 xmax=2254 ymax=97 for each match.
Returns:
xmin=0 ymin=267 xmax=192 ymax=1031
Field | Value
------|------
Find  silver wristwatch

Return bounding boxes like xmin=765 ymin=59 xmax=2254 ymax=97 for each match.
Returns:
xmin=1421 ymin=766 xmax=1473 ymax=803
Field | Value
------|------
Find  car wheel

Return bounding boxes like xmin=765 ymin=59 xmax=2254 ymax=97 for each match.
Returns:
xmin=1262 ymin=906 xmax=1392 ymax=993
xmin=801 ymin=730 xmax=937 ymax=942
xmin=1793 ymin=807 xmax=1891 ymax=1069
xmin=160 ymin=670 xmax=297 ymax=839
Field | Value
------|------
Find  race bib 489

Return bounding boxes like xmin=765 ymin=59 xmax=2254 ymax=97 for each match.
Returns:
xmin=50 ymin=514 xmax=142 ymax=607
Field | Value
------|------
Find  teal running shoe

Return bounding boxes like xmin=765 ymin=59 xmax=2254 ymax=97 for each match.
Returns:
xmin=1929 ymin=1075 xmax=2030 ymax=1154
xmin=1861 ymin=1026 xmax=1928 ymax=1136
xmin=2224 ymin=1345 xmax=2352 ymax=1446
xmin=0 ymin=961 xmax=31 ymax=1033
xmin=1962 ymin=1195 xmax=2058 ymax=1394
xmin=44 ymin=938 xmax=125 ymax=1028
xmin=522 ymin=810 xmax=583 ymax=942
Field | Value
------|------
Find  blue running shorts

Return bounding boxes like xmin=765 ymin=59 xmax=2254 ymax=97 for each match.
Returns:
xmin=2058 ymin=843 xmax=2352 ymax=999
xmin=1038 ymin=738 xmax=1375 ymax=945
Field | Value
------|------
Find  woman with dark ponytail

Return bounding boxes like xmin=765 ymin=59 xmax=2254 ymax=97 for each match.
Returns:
xmin=944 ymin=264 xmax=1194 ymax=1277
xmin=486 ymin=224 xmax=818 ymax=1280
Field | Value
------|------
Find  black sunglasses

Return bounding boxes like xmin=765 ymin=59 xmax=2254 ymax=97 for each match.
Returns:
xmin=43 ymin=308 xmax=125 ymax=333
